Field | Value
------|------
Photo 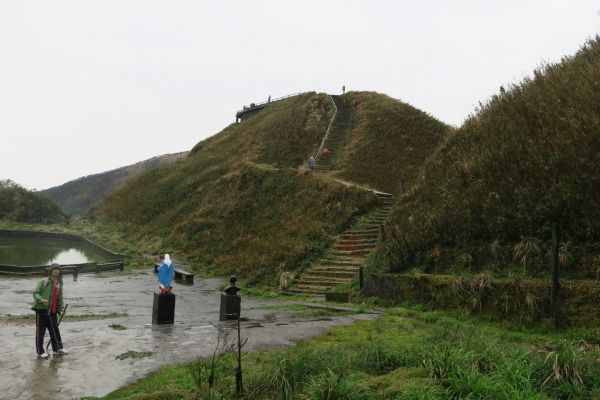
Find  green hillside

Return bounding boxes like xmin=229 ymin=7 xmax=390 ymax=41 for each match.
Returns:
xmin=375 ymin=38 xmax=600 ymax=279
xmin=41 ymin=152 xmax=187 ymax=216
xmin=93 ymin=93 xmax=377 ymax=282
xmin=0 ymin=180 xmax=65 ymax=223
xmin=332 ymin=92 xmax=450 ymax=194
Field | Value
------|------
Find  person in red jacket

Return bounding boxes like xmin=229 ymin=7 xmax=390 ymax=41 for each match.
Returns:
xmin=32 ymin=263 xmax=68 ymax=358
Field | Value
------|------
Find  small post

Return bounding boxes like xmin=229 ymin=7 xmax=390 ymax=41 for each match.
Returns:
xmin=359 ymin=266 xmax=364 ymax=290
xmin=220 ymin=275 xmax=241 ymax=321
xmin=551 ymin=223 xmax=560 ymax=327
xmin=236 ymin=311 xmax=244 ymax=398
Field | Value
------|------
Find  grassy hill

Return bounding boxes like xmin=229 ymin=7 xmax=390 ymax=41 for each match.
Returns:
xmin=41 ymin=152 xmax=187 ymax=216
xmin=374 ymin=38 xmax=600 ymax=279
xmin=0 ymin=180 xmax=65 ymax=223
xmin=332 ymin=92 xmax=450 ymax=194
xmin=92 ymin=93 xmax=378 ymax=282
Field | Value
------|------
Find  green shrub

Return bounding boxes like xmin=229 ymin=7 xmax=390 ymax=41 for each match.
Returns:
xmin=0 ymin=179 xmax=65 ymax=223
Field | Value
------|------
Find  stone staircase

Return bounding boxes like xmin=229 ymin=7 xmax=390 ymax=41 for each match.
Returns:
xmin=314 ymin=95 xmax=353 ymax=172
xmin=289 ymin=191 xmax=393 ymax=294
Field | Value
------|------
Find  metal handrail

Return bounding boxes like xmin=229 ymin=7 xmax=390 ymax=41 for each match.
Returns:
xmin=236 ymin=92 xmax=308 ymax=115
xmin=315 ymin=94 xmax=337 ymax=160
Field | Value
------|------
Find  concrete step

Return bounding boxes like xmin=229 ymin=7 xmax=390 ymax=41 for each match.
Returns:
xmin=297 ymin=275 xmax=352 ymax=284
xmin=289 ymin=283 xmax=333 ymax=294
xmin=308 ymin=268 xmax=358 ymax=277
xmin=349 ymin=222 xmax=382 ymax=228
xmin=333 ymin=243 xmax=376 ymax=251
xmin=331 ymin=249 xmax=372 ymax=256
xmin=340 ymin=234 xmax=378 ymax=241
xmin=338 ymin=238 xmax=377 ymax=245
xmin=320 ymin=258 xmax=364 ymax=266
xmin=347 ymin=229 xmax=380 ymax=235
xmin=344 ymin=222 xmax=382 ymax=230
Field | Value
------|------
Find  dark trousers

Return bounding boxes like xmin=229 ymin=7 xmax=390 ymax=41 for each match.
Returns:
xmin=35 ymin=310 xmax=62 ymax=354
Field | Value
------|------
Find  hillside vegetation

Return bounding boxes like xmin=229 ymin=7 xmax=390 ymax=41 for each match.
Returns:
xmin=0 ymin=180 xmax=65 ymax=223
xmin=375 ymin=38 xmax=600 ymax=279
xmin=93 ymin=93 xmax=377 ymax=282
xmin=333 ymin=92 xmax=450 ymax=194
xmin=41 ymin=152 xmax=187 ymax=216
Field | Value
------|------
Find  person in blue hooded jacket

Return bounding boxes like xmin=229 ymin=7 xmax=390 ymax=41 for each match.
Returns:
xmin=158 ymin=254 xmax=175 ymax=293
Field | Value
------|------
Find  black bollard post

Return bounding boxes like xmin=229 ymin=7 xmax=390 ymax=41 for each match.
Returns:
xmin=220 ymin=275 xmax=241 ymax=321
xmin=218 ymin=275 xmax=245 ymax=397
xmin=153 ymin=292 xmax=175 ymax=324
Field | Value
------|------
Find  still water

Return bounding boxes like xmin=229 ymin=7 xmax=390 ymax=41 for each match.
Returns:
xmin=0 ymin=235 xmax=115 ymax=266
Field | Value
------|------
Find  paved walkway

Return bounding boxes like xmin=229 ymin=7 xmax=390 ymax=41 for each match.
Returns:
xmin=0 ymin=271 xmax=376 ymax=399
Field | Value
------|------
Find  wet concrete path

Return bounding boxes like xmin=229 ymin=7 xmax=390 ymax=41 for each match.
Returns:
xmin=0 ymin=271 xmax=376 ymax=399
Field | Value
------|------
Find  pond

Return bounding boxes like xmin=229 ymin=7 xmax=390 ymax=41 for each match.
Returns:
xmin=0 ymin=234 xmax=117 ymax=266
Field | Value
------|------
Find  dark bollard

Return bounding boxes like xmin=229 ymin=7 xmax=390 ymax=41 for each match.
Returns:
xmin=219 ymin=275 xmax=241 ymax=321
xmin=153 ymin=292 xmax=175 ymax=324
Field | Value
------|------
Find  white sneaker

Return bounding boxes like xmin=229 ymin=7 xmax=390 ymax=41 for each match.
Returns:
xmin=54 ymin=348 xmax=69 ymax=355
xmin=38 ymin=352 xmax=49 ymax=359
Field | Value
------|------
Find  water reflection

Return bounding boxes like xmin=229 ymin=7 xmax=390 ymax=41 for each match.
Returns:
xmin=0 ymin=235 xmax=115 ymax=266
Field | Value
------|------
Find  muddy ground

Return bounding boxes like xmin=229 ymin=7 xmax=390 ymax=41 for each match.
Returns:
xmin=0 ymin=270 xmax=376 ymax=399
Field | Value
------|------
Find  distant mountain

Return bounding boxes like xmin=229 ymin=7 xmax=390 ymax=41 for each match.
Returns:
xmin=41 ymin=152 xmax=188 ymax=215
xmin=0 ymin=179 xmax=65 ymax=223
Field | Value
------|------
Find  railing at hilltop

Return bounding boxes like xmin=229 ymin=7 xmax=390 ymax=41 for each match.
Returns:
xmin=315 ymin=94 xmax=338 ymax=160
xmin=235 ymin=92 xmax=309 ymax=121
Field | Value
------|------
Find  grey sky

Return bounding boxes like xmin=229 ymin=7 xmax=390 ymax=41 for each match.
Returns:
xmin=2 ymin=1 xmax=599 ymax=190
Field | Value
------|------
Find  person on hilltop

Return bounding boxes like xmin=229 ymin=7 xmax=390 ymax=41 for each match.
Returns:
xmin=307 ymin=156 xmax=316 ymax=171
xmin=32 ymin=263 xmax=68 ymax=359
xmin=158 ymin=254 xmax=175 ymax=294
xmin=323 ymin=147 xmax=331 ymax=159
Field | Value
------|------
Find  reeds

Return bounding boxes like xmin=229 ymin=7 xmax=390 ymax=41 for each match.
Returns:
xmin=378 ymin=37 xmax=600 ymax=278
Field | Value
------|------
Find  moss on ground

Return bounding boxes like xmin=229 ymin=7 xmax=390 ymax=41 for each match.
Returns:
xmin=1 ymin=312 xmax=128 ymax=324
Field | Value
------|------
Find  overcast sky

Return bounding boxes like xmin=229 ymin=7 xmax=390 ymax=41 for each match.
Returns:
xmin=2 ymin=1 xmax=599 ymax=190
